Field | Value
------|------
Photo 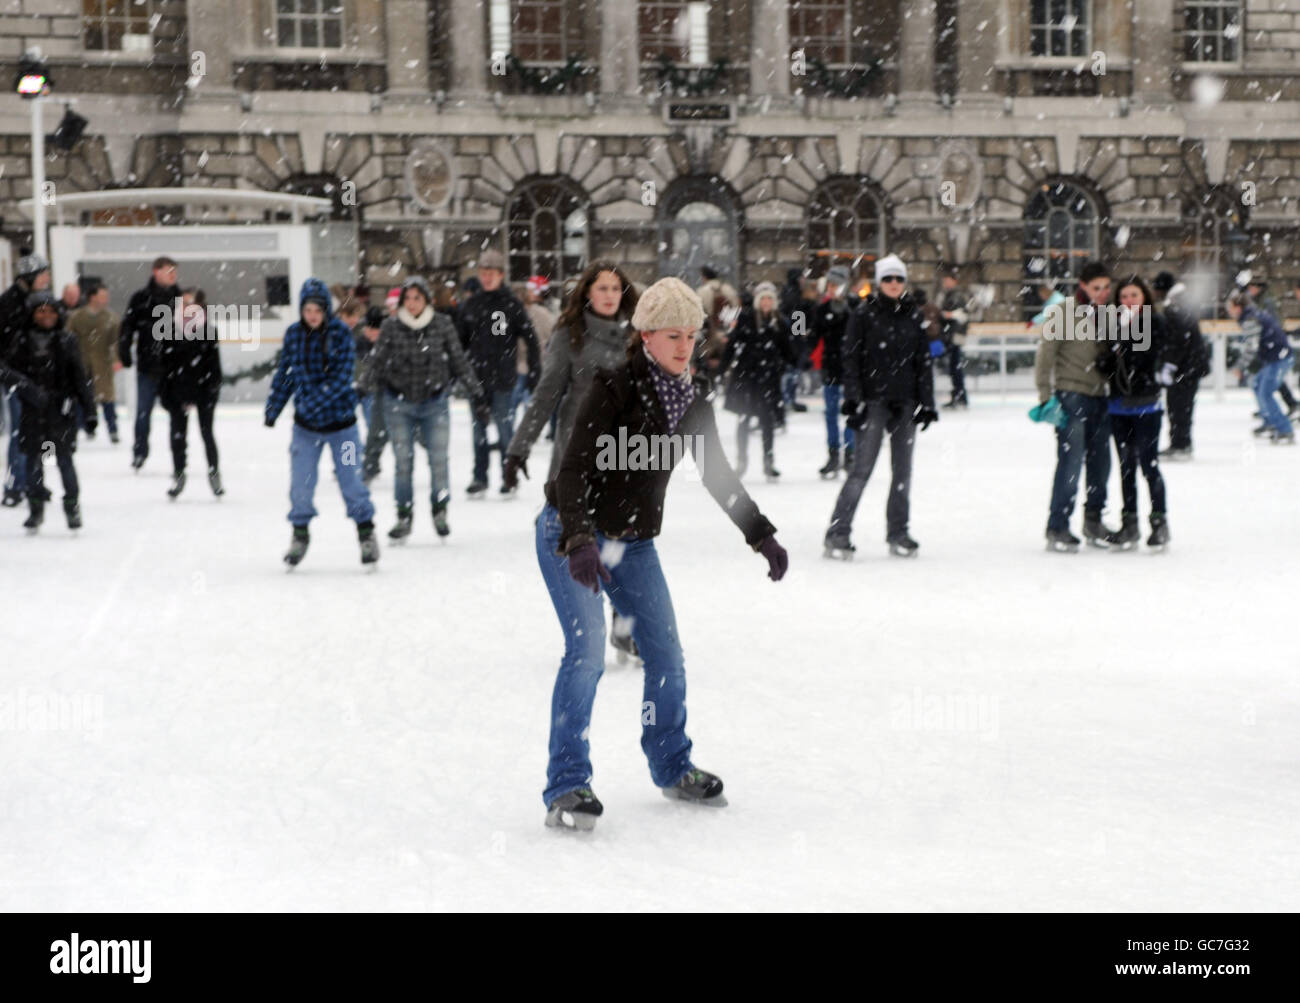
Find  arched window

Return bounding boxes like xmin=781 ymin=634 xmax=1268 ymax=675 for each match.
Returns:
xmin=507 ymin=178 xmax=590 ymax=283
xmin=1182 ymin=188 xmax=1247 ymax=316
xmin=1023 ymin=180 xmax=1098 ymax=302
xmin=806 ymin=177 xmax=885 ymax=287
xmin=657 ymin=178 xmax=739 ymax=282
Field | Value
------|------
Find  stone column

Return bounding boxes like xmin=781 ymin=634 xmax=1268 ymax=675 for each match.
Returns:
xmin=601 ymin=0 xmax=641 ymax=95
xmin=450 ymin=0 xmax=487 ymax=95
xmin=187 ymin=0 xmax=237 ymax=95
xmin=385 ymin=0 xmax=430 ymax=94
xmin=750 ymin=0 xmax=791 ymax=97
xmin=1132 ymin=0 xmax=1175 ymax=105
xmin=898 ymin=0 xmax=937 ymax=105
xmin=956 ymin=0 xmax=1001 ymax=106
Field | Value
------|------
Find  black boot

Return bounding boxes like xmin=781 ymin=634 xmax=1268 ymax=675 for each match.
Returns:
xmin=358 ymin=520 xmax=380 ymax=566
xmin=843 ymin=443 xmax=855 ymax=471
xmin=1045 ymin=528 xmax=1080 ymax=552
xmin=2 ymin=487 xmax=22 ymax=507
xmin=208 ymin=468 xmax=224 ymax=497
xmin=1147 ymin=513 xmax=1170 ymax=550
xmin=167 ymin=471 xmax=186 ymax=499
xmin=1113 ymin=511 xmax=1140 ymax=550
xmin=388 ymin=504 xmax=413 ymax=542
xmin=887 ymin=532 xmax=919 ymax=557
xmin=23 ymin=499 xmax=44 ymax=534
xmin=545 ymin=788 xmax=604 ymax=831
xmin=1083 ymin=509 xmax=1119 ymax=549
xmin=63 ymin=498 xmax=82 ymax=531
xmin=818 ymin=448 xmax=840 ymax=479
xmin=763 ymin=452 xmax=779 ymax=481
xmin=662 ymin=768 xmax=727 ymax=807
xmin=284 ymin=525 xmax=310 ymax=567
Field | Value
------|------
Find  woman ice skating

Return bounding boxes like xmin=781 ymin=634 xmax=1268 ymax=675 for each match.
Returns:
xmin=1096 ymin=276 xmax=1172 ymax=550
xmin=539 ymin=276 xmax=788 ymax=831
xmin=502 ymin=262 xmax=642 ymax=665
xmin=722 ymin=281 xmax=795 ymax=481
xmin=1229 ymin=290 xmax=1295 ymax=444
xmin=158 ymin=289 xmax=224 ymax=500
xmin=0 ymin=291 xmax=95 ymax=533
xmin=823 ymin=255 xmax=937 ymax=560
xmin=264 ymin=278 xmax=379 ymax=568
xmin=370 ymin=276 xmax=488 ymax=541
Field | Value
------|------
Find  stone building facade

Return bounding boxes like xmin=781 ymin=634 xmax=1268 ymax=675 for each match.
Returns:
xmin=0 ymin=0 xmax=1297 ymax=319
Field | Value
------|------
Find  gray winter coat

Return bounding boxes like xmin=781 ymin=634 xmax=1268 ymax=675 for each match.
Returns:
xmin=371 ymin=307 xmax=481 ymax=403
xmin=507 ymin=307 xmax=629 ymax=483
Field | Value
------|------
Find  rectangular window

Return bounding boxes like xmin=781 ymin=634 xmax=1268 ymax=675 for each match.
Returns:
xmin=275 ymin=0 xmax=344 ymax=49
xmin=640 ymin=2 xmax=709 ymax=65
xmin=1183 ymin=1 xmax=1241 ymax=62
xmin=1029 ymin=0 xmax=1089 ymax=58
xmin=789 ymin=1 xmax=852 ymax=66
xmin=83 ymin=0 xmax=154 ymax=53
xmin=509 ymin=0 xmax=568 ymax=63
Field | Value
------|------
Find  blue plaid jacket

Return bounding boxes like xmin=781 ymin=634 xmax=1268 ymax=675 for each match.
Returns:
xmin=265 ymin=279 xmax=359 ymax=432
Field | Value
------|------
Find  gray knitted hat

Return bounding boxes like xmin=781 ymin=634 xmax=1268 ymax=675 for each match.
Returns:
xmin=631 ymin=277 xmax=705 ymax=332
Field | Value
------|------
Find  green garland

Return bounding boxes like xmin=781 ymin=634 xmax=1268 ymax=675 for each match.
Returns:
xmin=505 ymin=54 xmax=594 ymax=94
xmin=222 ymin=351 xmax=281 ymax=386
xmin=804 ymin=53 xmax=884 ymax=98
xmin=653 ymin=55 xmax=731 ymax=96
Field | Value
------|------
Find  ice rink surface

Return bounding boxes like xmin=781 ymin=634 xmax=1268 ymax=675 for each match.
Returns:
xmin=2 ymin=389 xmax=1296 ymax=911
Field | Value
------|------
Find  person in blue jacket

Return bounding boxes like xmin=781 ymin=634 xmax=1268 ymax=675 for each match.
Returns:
xmin=1229 ymin=290 xmax=1294 ymax=443
xmin=265 ymin=278 xmax=379 ymax=568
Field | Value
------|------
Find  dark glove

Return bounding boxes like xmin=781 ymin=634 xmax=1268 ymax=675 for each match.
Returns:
xmin=472 ymin=397 xmax=492 ymax=426
xmin=843 ymin=400 xmax=867 ymax=431
xmin=756 ymin=535 xmax=788 ymax=582
xmin=503 ymin=453 xmax=528 ymax=492
xmin=913 ymin=407 xmax=938 ymax=431
xmin=84 ymin=416 xmax=98 ymax=436
xmin=566 ymin=541 xmax=611 ymax=594
xmin=264 ymin=415 xmax=275 ymax=428
xmin=120 ymin=353 xmax=133 ymax=369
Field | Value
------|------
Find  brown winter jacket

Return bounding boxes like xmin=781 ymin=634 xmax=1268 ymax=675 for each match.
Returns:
xmin=1033 ymin=293 xmax=1109 ymax=402
xmin=67 ymin=306 xmax=120 ymax=402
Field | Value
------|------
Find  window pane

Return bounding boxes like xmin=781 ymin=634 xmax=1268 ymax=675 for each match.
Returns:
xmin=323 ymin=18 xmax=341 ymax=47
xmin=1031 ymin=27 xmax=1046 ymax=55
xmin=278 ymin=17 xmax=295 ymax=46
xmin=300 ymin=18 xmax=318 ymax=46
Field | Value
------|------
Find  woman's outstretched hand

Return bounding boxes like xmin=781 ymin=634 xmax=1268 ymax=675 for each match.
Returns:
xmin=757 ymin=536 xmax=788 ymax=582
xmin=567 ymin=541 xmax=612 ymax=593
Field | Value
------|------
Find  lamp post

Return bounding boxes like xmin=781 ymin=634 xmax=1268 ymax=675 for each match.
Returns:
xmin=15 ymin=48 xmax=51 ymax=260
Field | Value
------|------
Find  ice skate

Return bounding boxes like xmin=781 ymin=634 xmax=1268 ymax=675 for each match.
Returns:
xmin=284 ymin=526 xmax=310 ymax=568
xmin=466 ymin=479 xmax=488 ymax=499
xmin=23 ymin=500 xmax=44 ymax=535
xmin=358 ymin=521 xmax=380 ymax=570
xmin=1082 ymin=510 xmax=1118 ymax=549
xmin=63 ymin=499 xmax=82 ymax=533
xmin=1270 ymin=430 xmax=1296 ymax=445
xmin=818 ymin=448 xmax=840 ymax=480
xmin=1112 ymin=512 xmax=1140 ymax=551
xmin=1147 ymin=514 xmax=1170 ymax=552
xmin=388 ymin=505 xmax=413 ymax=543
xmin=131 ymin=455 xmax=145 ymax=472
xmin=887 ymin=533 xmax=919 ymax=558
xmin=166 ymin=471 xmax=186 ymax=500
xmin=763 ymin=453 xmax=780 ymax=482
xmin=1045 ymin=528 xmax=1080 ymax=553
xmin=2 ymin=488 xmax=22 ymax=508
xmin=433 ymin=490 xmax=450 ymax=539
xmin=823 ymin=532 xmax=855 ymax=560
xmin=662 ymin=768 xmax=727 ymax=807
xmin=545 ymin=788 xmax=603 ymax=831
xmin=208 ymin=468 xmax=225 ymax=497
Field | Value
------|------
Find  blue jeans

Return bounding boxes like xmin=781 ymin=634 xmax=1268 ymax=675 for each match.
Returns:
xmin=1254 ymin=357 xmax=1295 ymax=436
xmin=133 ymin=370 xmax=159 ymax=462
xmin=822 ymin=382 xmax=855 ymax=451
xmin=535 ymin=503 xmax=693 ymax=806
xmin=384 ymin=391 xmax=451 ymax=510
xmin=510 ymin=372 xmax=531 ymax=424
xmin=1047 ymin=391 xmax=1112 ymax=532
xmin=288 ymin=422 xmax=375 ymax=526
xmin=472 ymin=388 xmax=515 ymax=483
xmin=781 ymin=367 xmax=799 ymax=408
xmin=359 ymin=393 xmax=374 ymax=436
xmin=4 ymin=392 xmax=26 ymax=494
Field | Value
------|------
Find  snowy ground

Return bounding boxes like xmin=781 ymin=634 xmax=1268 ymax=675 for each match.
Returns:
xmin=2 ymin=389 xmax=1297 ymax=912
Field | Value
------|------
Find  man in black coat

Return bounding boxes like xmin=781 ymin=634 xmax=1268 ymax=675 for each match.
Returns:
xmin=1 ymin=252 xmax=52 ymax=506
xmin=814 ymin=265 xmax=854 ymax=477
xmin=824 ymin=254 xmax=936 ymax=558
xmin=455 ymin=249 xmax=540 ymax=496
xmin=119 ymin=255 xmax=181 ymax=470
xmin=1153 ymin=271 xmax=1208 ymax=459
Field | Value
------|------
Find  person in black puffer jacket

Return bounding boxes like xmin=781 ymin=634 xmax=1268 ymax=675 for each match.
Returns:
xmin=119 ymin=256 xmax=182 ymax=470
xmin=1 ymin=252 xmax=53 ymax=506
xmin=0 ymin=291 xmax=94 ymax=532
xmin=455 ymin=250 xmax=540 ymax=495
xmin=157 ymin=288 xmax=223 ymax=499
xmin=824 ymin=254 xmax=936 ymax=558
xmin=1097 ymin=275 xmax=1173 ymax=548
xmin=1152 ymin=271 xmax=1208 ymax=458
xmin=722 ymin=281 xmax=795 ymax=480
xmin=813 ymin=266 xmax=855 ymax=477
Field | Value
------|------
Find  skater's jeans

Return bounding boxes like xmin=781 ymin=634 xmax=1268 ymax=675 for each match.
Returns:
xmin=24 ymin=438 xmax=78 ymax=503
xmin=826 ymin=400 xmax=915 ymax=541
xmin=1111 ymin=410 xmax=1166 ymax=515
xmin=535 ymin=503 xmax=693 ymax=806
xmin=362 ymin=392 xmax=388 ymax=478
xmin=1047 ymin=392 xmax=1111 ymax=532
xmin=4 ymin=391 xmax=26 ymax=494
xmin=132 ymin=370 xmax=159 ymax=462
xmin=1165 ymin=379 xmax=1197 ymax=450
xmin=287 ymin=422 xmax=375 ymax=526
xmin=510 ymin=372 xmax=531 ymax=425
xmin=821 ymin=382 xmax=855 ymax=451
xmin=781 ymin=367 xmax=799 ymax=409
xmin=471 ymin=388 xmax=514 ymax=484
xmin=167 ymin=401 xmax=219 ymax=474
xmin=1254 ymin=358 xmax=1295 ymax=436
xmin=384 ymin=391 xmax=451 ymax=510
xmin=948 ymin=343 xmax=967 ymax=402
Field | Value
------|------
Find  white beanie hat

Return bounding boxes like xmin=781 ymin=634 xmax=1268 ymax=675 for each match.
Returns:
xmin=874 ymin=254 xmax=908 ymax=285
xmin=631 ymin=276 xmax=706 ymax=332
xmin=752 ymin=281 xmax=779 ymax=306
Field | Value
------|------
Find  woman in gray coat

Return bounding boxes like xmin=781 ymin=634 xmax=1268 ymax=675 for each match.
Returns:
xmin=503 ymin=261 xmax=641 ymax=659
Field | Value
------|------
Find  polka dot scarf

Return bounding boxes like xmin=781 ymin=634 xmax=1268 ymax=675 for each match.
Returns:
xmin=643 ymin=343 xmax=696 ymax=433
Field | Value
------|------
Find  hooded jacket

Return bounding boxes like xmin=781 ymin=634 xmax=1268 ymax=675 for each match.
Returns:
xmin=842 ymin=291 xmax=935 ymax=410
xmin=264 ymin=278 xmax=359 ymax=432
xmin=157 ymin=302 xmax=222 ymax=408
xmin=0 ymin=296 xmax=94 ymax=450
xmin=1096 ymin=307 xmax=1170 ymax=411
xmin=723 ymin=305 xmax=795 ymax=418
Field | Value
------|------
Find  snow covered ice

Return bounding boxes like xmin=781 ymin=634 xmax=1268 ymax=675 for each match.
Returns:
xmin=1 ymin=392 xmax=1296 ymax=911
